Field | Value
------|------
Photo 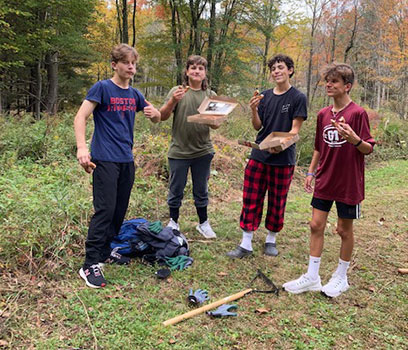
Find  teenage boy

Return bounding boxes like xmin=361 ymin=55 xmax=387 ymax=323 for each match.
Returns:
xmin=226 ymin=54 xmax=307 ymax=258
xmin=283 ymin=63 xmax=375 ymax=298
xmin=74 ymin=44 xmax=161 ymax=288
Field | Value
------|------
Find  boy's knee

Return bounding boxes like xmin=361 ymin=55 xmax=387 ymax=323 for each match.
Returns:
xmin=336 ymin=225 xmax=353 ymax=239
xmin=309 ymin=220 xmax=325 ymax=235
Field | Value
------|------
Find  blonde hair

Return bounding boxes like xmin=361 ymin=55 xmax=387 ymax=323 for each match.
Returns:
xmin=111 ymin=44 xmax=139 ymax=63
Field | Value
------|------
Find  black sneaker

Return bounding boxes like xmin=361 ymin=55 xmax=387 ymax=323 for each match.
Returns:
xmin=79 ymin=264 xmax=107 ymax=288
xmin=103 ymin=248 xmax=131 ymax=265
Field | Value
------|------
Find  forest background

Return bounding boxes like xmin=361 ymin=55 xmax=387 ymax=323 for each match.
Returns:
xmin=1 ymin=0 xmax=408 ymax=119
xmin=0 ymin=0 xmax=407 ymax=349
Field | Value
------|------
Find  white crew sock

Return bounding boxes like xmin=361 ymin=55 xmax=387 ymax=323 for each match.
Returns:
xmin=239 ymin=230 xmax=253 ymax=251
xmin=335 ymin=258 xmax=350 ymax=278
xmin=306 ymin=256 xmax=321 ymax=280
xmin=266 ymin=231 xmax=278 ymax=244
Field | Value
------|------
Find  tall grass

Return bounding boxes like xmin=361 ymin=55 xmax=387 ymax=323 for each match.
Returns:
xmin=0 ymin=107 xmax=407 ymax=272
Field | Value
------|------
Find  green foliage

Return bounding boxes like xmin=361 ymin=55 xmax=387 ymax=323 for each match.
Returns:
xmin=369 ymin=110 xmax=408 ymax=161
xmin=0 ymin=113 xmax=78 ymax=163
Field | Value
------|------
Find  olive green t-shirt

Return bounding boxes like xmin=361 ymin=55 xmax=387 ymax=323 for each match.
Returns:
xmin=164 ymin=86 xmax=216 ymax=159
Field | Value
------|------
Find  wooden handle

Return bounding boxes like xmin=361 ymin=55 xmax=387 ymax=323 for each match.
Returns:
xmin=398 ymin=268 xmax=408 ymax=274
xmin=163 ymin=288 xmax=253 ymax=326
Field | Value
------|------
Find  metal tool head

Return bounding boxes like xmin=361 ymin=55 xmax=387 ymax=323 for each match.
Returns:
xmin=247 ymin=269 xmax=280 ymax=296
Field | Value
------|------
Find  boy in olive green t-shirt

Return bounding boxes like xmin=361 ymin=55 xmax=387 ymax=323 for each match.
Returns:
xmin=160 ymin=55 xmax=218 ymax=239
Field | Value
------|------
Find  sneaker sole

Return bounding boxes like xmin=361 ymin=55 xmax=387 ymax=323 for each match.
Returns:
xmin=321 ymin=285 xmax=350 ymax=298
xmin=79 ymin=268 xmax=106 ymax=289
xmin=284 ymin=285 xmax=322 ymax=294
xmin=196 ymin=226 xmax=216 ymax=239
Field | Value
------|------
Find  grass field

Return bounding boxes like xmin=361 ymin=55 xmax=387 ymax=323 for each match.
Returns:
xmin=1 ymin=125 xmax=407 ymax=349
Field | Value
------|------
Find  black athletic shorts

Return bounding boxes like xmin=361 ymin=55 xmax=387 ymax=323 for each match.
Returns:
xmin=311 ymin=197 xmax=361 ymax=219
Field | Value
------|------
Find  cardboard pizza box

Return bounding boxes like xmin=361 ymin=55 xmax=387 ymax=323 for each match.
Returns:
xmin=187 ymin=96 xmax=238 ymax=126
xmin=238 ymin=132 xmax=299 ymax=151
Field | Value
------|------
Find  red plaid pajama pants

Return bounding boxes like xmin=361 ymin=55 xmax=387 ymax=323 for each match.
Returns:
xmin=240 ymin=159 xmax=295 ymax=232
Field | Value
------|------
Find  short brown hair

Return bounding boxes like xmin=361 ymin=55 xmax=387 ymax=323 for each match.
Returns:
xmin=323 ymin=63 xmax=355 ymax=85
xmin=183 ymin=55 xmax=208 ymax=90
xmin=111 ymin=44 xmax=139 ymax=63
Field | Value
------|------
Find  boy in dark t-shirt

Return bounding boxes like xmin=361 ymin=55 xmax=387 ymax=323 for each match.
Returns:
xmin=283 ymin=63 xmax=375 ymax=298
xmin=226 ymin=54 xmax=307 ymax=259
xmin=74 ymin=44 xmax=160 ymax=288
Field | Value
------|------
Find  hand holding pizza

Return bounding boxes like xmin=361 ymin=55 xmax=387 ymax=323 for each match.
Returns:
xmin=331 ymin=117 xmax=360 ymax=145
xmin=249 ymin=89 xmax=264 ymax=111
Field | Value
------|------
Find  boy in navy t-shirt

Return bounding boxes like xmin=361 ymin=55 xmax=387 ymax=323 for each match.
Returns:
xmin=226 ymin=54 xmax=307 ymax=259
xmin=74 ymin=44 xmax=160 ymax=288
xmin=283 ymin=63 xmax=375 ymax=298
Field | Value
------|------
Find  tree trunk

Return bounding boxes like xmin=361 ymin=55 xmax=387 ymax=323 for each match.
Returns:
xmin=35 ymin=59 xmax=42 ymax=119
xmin=262 ymin=35 xmax=271 ymax=85
xmin=132 ymin=0 xmax=136 ymax=46
xmin=344 ymin=1 xmax=358 ymax=62
xmin=122 ymin=0 xmax=129 ymax=44
xmin=115 ymin=0 xmax=123 ymax=42
xmin=45 ymin=51 xmax=58 ymax=115
xmin=169 ymin=0 xmax=183 ymax=84
xmin=206 ymin=0 xmax=217 ymax=76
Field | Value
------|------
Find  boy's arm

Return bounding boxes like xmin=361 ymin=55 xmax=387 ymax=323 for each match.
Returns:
xmin=289 ymin=117 xmax=305 ymax=134
xmin=74 ymin=99 xmax=97 ymax=172
xmin=304 ymin=150 xmax=320 ymax=193
xmin=160 ymin=87 xmax=186 ymax=121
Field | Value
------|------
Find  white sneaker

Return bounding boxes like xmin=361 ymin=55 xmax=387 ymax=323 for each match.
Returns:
xmin=196 ymin=220 xmax=217 ymax=239
xmin=167 ymin=218 xmax=180 ymax=231
xmin=322 ymin=274 xmax=349 ymax=298
xmin=283 ymin=274 xmax=322 ymax=294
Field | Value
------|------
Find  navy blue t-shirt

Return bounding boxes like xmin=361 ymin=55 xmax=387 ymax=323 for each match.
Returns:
xmin=251 ymin=86 xmax=307 ymax=165
xmin=85 ymin=79 xmax=147 ymax=162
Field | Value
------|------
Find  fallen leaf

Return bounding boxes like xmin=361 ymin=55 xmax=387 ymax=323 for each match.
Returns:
xmin=377 ymin=217 xmax=385 ymax=226
xmin=37 ymin=281 xmax=44 ymax=288
xmin=255 ymin=308 xmax=269 ymax=314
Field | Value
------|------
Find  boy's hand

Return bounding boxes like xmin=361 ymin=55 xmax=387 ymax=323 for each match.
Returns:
xmin=144 ymin=100 xmax=161 ymax=121
xmin=171 ymin=86 xmax=187 ymax=103
xmin=249 ymin=91 xmax=264 ymax=111
xmin=267 ymin=147 xmax=281 ymax=154
xmin=77 ymin=147 xmax=95 ymax=173
xmin=336 ymin=122 xmax=360 ymax=145
xmin=304 ymin=175 xmax=314 ymax=193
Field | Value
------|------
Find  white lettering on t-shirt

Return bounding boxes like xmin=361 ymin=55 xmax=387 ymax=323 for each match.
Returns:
xmin=281 ymin=104 xmax=290 ymax=113
xmin=323 ymin=124 xmax=347 ymax=147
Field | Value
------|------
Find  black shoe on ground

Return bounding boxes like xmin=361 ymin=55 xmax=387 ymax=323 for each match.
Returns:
xmin=264 ymin=243 xmax=278 ymax=256
xmin=226 ymin=246 xmax=253 ymax=259
xmin=103 ymin=248 xmax=131 ymax=265
xmin=79 ymin=264 xmax=107 ymax=288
